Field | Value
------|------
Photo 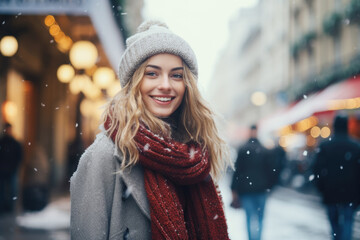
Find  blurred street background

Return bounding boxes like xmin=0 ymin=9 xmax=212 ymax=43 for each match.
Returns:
xmin=1 ymin=0 xmax=360 ymax=239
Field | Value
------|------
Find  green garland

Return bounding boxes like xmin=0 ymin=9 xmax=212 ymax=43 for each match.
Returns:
xmin=291 ymin=56 xmax=360 ymax=101
xmin=345 ymin=0 xmax=360 ymax=24
xmin=323 ymin=12 xmax=342 ymax=36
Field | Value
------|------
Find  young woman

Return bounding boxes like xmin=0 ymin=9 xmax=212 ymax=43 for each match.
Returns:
xmin=70 ymin=20 xmax=231 ymax=240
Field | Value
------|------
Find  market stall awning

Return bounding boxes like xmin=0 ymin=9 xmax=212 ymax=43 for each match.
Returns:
xmin=260 ymin=75 xmax=360 ymax=134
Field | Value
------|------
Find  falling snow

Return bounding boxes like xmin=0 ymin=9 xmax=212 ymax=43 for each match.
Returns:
xmin=309 ymin=174 xmax=315 ymax=181
xmin=144 ymin=143 xmax=150 ymax=151
xmin=189 ymin=147 xmax=195 ymax=159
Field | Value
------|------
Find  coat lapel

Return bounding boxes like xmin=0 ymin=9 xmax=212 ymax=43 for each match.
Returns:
xmin=114 ymin=147 xmax=151 ymax=220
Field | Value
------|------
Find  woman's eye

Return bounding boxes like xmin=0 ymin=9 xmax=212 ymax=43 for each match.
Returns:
xmin=145 ymin=72 xmax=157 ymax=77
xmin=172 ymin=73 xmax=183 ymax=79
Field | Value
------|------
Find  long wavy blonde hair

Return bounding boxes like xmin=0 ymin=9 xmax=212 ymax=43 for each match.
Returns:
xmin=102 ymin=58 xmax=230 ymax=180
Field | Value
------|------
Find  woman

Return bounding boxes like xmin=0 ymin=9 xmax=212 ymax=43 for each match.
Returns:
xmin=70 ymin=20 xmax=231 ymax=240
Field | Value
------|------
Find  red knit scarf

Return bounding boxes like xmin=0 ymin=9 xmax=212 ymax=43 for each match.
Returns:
xmin=107 ymin=123 xmax=229 ymax=240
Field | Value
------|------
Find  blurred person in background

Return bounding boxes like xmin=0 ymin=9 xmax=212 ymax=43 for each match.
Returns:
xmin=231 ymin=124 xmax=274 ymax=240
xmin=0 ymin=123 xmax=23 ymax=214
xmin=313 ymin=115 xmax=360 ymax=240
xmin=269 ymin=142 xmax=287 ymax=186
xmin=70 ymin=20 xmax=231 ymax=240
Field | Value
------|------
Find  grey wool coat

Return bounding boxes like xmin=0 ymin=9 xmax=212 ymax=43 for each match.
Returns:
xmin=70 ymin=131 xmax=151 ymax=240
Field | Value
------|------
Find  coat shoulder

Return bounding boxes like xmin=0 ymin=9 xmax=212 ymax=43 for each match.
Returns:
xmin=72 ymin=132 xmax=119 ymax=180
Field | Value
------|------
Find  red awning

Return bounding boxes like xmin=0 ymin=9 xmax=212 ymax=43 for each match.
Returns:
xmin=260 ymin=75 xmax=360 ymax=133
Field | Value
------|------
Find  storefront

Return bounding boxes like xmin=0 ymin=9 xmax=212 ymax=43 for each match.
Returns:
xmin=0 ymin=0 xmax=136 ymax=209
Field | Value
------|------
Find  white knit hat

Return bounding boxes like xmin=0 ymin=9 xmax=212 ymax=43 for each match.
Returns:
xmin=118 ymin=20 xmax=198 ymax=87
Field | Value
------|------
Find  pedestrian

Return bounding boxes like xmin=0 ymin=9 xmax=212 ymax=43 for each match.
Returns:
xmin=313 ymin=115 xmax=360 ymax=240
xmin=269 ymin=143 xmax=286 ymax=186
xmin=231 ymin=124 xmax=273 ymax=240
xmin=70 ymin=20 xmax=231 ymax=240
xmin=0 ymin=123 xmax=23 ymax=214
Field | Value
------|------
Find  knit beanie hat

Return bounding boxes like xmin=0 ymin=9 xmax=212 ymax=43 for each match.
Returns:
xmin=118 ymin=20 xmax=198 ymax=88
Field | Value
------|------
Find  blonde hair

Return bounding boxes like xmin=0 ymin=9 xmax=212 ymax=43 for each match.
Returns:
xmin=102 ymin=59 xmax=230 ymax=180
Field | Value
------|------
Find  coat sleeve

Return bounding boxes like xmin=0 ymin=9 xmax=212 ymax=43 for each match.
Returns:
xmin=70 ymin=133 xmax=117 ymax=240
xmin=231 ymin=148 xmax=243 ymax=191
xmin=313 ymin=145 xmax=326 ymax=192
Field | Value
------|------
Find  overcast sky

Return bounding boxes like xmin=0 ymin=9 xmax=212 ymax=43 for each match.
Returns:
xmin=142 ymin=0 xmax=258 ymax=98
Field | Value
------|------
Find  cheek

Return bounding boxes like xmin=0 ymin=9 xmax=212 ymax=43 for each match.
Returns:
xmin=139 ymin=80 xmax=149 ymax=96
xmin=177 ymin=83 xmax=186 ymax=100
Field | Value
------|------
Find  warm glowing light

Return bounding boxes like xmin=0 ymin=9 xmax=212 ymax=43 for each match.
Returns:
xmin=328 ymin=97 xmax=360 ymax=110
xmin=295 ymin=116 xmax=318 ymax=132
xmin=57 ymin=64 xmax=75 ymax=83
xmin=49 ymin=24 xmax=61 ymax=36
xmin=54 ymin=31 xmax=65 ymax=42
xmin=82 ymin=81 xmax=102 ymax=100
xmin=80 ymin=99 xmax=93 ymax=117
xmin=93 ymin=67 xmax=115 ymax=88
xmin=320 ymin=127 xmax=331 ymax=138
xmin=310 ymin=126 xmax=321 ymax=138
xmin=57 ymin=36 xmax=73 ymax=52
xmin=80 ymin=99 xmax=106 ymax=119
xmin=44 ymin=15 xmax=55 ymax=27
xmin=106 ymin=80 xmax=122 ymax=97
xmin=69 ymin=41 xmax=98 ymax=69
xmin=279 ymin=125 xmax=293 ymax=135
xmin=2 ymin=101 xmax=18 ymax=123
xmin=0 ymin=36 xmax=18 ymax=57
xmin=251 ymin=91 xmax=267 ymax=106
xmin=69 ymin=74 xmax=92 ymax=95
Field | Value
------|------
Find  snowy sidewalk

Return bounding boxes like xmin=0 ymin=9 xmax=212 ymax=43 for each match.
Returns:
xmin=0 ymin=196 xmax=70 ymax=240
xmin=220 ymin=173 xmax=360 ymax=240
xmin=16 ymin=196 xmax=70 ymax=231
xmin=219 ymin=175 xmax=332 ymax=240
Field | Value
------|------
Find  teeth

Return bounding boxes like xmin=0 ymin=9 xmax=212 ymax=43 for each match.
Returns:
xmin=153 ymin=97 xmax=172 ymax=102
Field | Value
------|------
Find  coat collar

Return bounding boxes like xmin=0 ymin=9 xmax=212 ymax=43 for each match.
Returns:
xmin=113 ymin=145 xmax=151 ymax=220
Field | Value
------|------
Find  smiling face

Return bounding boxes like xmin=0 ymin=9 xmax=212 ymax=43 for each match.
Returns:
xmin=140 ymin=53 xmax=186 ymax=118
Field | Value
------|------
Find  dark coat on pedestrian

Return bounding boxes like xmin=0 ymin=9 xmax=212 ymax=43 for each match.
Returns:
xmin=231 ymin=138 xmax=273 ymax=195
xmin=0 ymin=134 xmax=22 ymax=179
xmin=313 ymin=123 xmax=360 ymax=205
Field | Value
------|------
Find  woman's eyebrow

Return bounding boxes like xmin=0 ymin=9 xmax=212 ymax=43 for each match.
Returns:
xmin=171 ymin=67 xmax=184 ymax=71
xmin=146 ymin=65 xmax=183 ymax=71
xmin=146 ymin=65 xmax=161 ymax=69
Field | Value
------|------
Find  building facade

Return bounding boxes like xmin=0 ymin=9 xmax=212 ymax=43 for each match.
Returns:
xmin=0 ymin=0 xmax=143 ymax=197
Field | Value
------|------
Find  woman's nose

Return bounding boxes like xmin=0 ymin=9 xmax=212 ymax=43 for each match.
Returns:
xmin=158 ymin=75 xmax=171 ymax=90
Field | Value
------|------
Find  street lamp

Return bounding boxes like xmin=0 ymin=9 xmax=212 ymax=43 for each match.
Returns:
xmin=69 ymin=41 xmax=98 ymax=69
xmin=251 ymin=91 xmax=267 ymax=106
xmin=93 ymin=67 xmax=115 ymax=89
xmin=57 ymin=64 xmax=75 ymax=83
xmin=0 ymin=35 xmax=18 ymax=57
